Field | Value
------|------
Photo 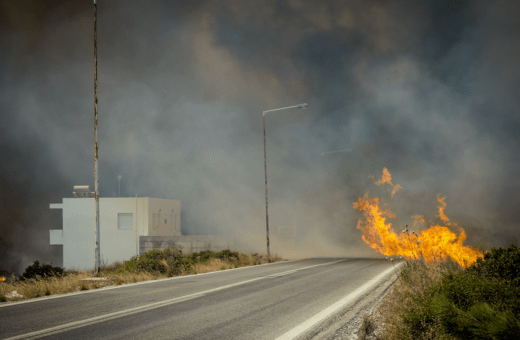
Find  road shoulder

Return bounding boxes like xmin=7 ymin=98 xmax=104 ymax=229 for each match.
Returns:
xmin=302 ymin=269 xmax=399 ymax=340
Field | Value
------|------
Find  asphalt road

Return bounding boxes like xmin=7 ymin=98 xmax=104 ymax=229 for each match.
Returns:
xmin=0 ymin=258 xmax=397 ymax=340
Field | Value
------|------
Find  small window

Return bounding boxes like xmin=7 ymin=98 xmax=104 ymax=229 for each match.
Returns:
xmin=118 ymin=213 xmax=133 ymax=230
xmin=164 ymin=219 xmax=167 ymax=224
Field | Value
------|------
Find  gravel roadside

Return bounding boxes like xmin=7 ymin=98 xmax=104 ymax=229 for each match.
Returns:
xmin=301 ymin=269 xmax=399 ymax=340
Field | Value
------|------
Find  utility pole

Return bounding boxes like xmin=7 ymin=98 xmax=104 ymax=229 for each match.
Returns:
xmin=93 ymin=0 xmax=100 ymax=275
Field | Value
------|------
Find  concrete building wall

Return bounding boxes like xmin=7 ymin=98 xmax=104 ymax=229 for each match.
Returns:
xmin=138 ymin=234 xmax=266 ymax=256
xmin=147 ymin=198 xmax=180 ymax=237
xmin=139 ymin=235 xmax=233 ymax=255
xmin=50 ymin=196 xmax=274 ymax=270
xmin=49 ymin=197 xmax=180 ymax=271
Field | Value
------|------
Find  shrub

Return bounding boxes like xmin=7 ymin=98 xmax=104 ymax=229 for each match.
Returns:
xmin=468 ymin=244 xmax=520 ymax=286
xmin=123 ymin=257 xmax=139 ymax=273
xmin=188 ymin=249 xmax=239 ymax=265
xmin=431 ymin=295 xmax=520 ymax=339
xmin=190 ymin=250 xmax=215 ymax=263
xmin=402 ymin=255 xmax=520 ymax=339
xmin=105 ymin=248 xmax=278 ymax=279
xmin=19 ymin=261 xmax=64 ymax=281
xmin=215 ymin=249 xmax=239 ymax=261
xmin=124 ymin=248 xmax=192 ymax=276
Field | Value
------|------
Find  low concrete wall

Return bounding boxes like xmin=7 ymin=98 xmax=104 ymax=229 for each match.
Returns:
xmin=139 ymin=235 xmax=234 ymax=255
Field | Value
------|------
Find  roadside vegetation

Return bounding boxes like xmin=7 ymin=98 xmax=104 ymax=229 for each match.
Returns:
xmin=365 ymin=244 xmax=520 ymax=340
xmin=0 ymin=249 xmax=283 ymax=303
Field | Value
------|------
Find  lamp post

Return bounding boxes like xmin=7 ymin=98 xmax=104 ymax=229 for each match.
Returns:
xmin=263 ymin=103 xmax=307 ymax=258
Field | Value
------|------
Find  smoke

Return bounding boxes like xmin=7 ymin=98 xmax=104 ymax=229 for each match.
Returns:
xmin=1 ymin=0 xmax=519 ymax=274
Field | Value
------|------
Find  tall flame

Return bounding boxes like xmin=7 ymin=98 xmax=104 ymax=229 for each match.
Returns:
xmin=437 ymin=194 xmax=451 ymax=226
xmin=354 ymin=169 xmax=483 ymax=267
xmin=375 ymin=167 xmax=402 ymax=196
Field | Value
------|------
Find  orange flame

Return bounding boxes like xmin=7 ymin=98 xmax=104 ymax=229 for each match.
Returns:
xmin=437 ymin=194 xmax=451 ymax=226
xmin=0 ymin=277 xmax=5 ymax=282
xmin=375 ymin=167 xmax=401 ymax=196
xmin=354 ymin=170 xmax=483 ymax=267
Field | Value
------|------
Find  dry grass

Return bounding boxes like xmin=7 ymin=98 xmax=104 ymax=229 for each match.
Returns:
xmin=0 ymin=252 xmax=284 ymax=303
xmin=370 ymin=258 xmax=461 ymax=340
xmin=189 ymin=253 xmax=280 ymax=274
xmin=0 ymin=270 xmax=162 ymax=302
xmin=191 ymin=258 xmax=235 ymax=274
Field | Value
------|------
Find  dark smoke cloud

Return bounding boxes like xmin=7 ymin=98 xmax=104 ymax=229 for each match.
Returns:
xmin=1 ymin=0 xmax=519 ymax=274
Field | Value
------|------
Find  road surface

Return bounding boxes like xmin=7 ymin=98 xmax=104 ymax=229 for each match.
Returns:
xmin=0 ymin=258 xmax=397 ymax=340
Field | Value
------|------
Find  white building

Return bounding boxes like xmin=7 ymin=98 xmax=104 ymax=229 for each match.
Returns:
xmin=50 ymin=194 xmax=180 ymax=271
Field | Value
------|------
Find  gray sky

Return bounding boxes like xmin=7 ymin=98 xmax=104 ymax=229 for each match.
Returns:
xmin=1 ymin=0 xmax=519 ymax=274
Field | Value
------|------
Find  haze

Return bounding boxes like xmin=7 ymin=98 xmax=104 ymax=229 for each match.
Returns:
xmin=1 ymin=0 xmax=519 ymax=274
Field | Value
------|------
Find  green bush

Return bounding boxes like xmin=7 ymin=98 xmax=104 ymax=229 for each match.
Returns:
xmin=215 ymin=249 xmax=239 ymax=261
xmin=468 ymin=244 xmax=520 ymax=286
xmin=19 ymin=261 xmax=64 ymax=281
xmin=122 ymin=248 xmax=240 ymax=276
xmin=190 ymin=250 xmax=216 ymax=263
xmin=431 ymin=294 xmax=520 ymax=340
xmin=124 ymin=248 xmax=192 ymax=276
xmin=189 ymin=249 xmax=239 ymax=263
xmin=402 ymin=247 xmax=520 ymax=340
xmin=431 ymin=271 xmax=520 ymax=339
xmin=123 ymin=257 xmax=139 ymax=273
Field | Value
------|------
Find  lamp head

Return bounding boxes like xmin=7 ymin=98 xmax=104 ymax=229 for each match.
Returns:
xmin=297 ymin=103 xmax=308 ymax=109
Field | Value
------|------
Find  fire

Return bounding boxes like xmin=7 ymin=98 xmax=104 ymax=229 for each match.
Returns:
xmin=0 ymin=277 xmax=5 ymax=282
xmin=375 ymin=167 xmax=401 ymax=196
xmin=354 ymin=169 xmax=483 ymax=267
xmin=437 ymin=194 xmax=451 ymax=226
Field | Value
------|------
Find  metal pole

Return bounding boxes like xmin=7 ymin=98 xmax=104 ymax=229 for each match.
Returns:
xmin=261 ymin=103 xmax=307 ymax=259
xmin=94 ymin=0 xmax=100 ymax=275
xmin=263 ymin=113 xmax=270 ymax=258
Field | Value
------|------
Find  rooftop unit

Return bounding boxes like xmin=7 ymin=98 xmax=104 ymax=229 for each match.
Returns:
xmin=72 ymin=185 xmax=95 ymax=198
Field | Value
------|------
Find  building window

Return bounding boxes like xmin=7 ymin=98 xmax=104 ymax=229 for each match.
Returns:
xmin=118 ymin=213 xmax=133 ymax=230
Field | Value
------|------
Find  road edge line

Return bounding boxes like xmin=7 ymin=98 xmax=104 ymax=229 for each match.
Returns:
xmin=3 ymin=260 xmax=346 ymax=340
xmin=0 ymin=258 xmax=304 ymax=308
xmin=275 ymin=263 xmax=402 ymax=340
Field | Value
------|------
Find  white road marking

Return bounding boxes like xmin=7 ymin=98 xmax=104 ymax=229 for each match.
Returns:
xmin=0 ymin=258 xmax=297 ymax=308
xmin=275 ymin=263 xmax=401 ymax=340
xmin=4 ymin=259 xmax=345 ymax=340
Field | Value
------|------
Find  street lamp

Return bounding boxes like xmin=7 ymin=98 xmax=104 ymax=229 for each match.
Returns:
xmin=263 ymin=103 xmax=308 ymax=258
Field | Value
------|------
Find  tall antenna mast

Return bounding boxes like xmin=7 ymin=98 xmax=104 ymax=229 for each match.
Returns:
xmin=93 ymin=0 xmax=100 ymax=275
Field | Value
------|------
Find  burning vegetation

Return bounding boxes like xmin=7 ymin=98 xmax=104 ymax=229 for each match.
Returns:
xmin=354 ymin=168 xmax=483 ymax=267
